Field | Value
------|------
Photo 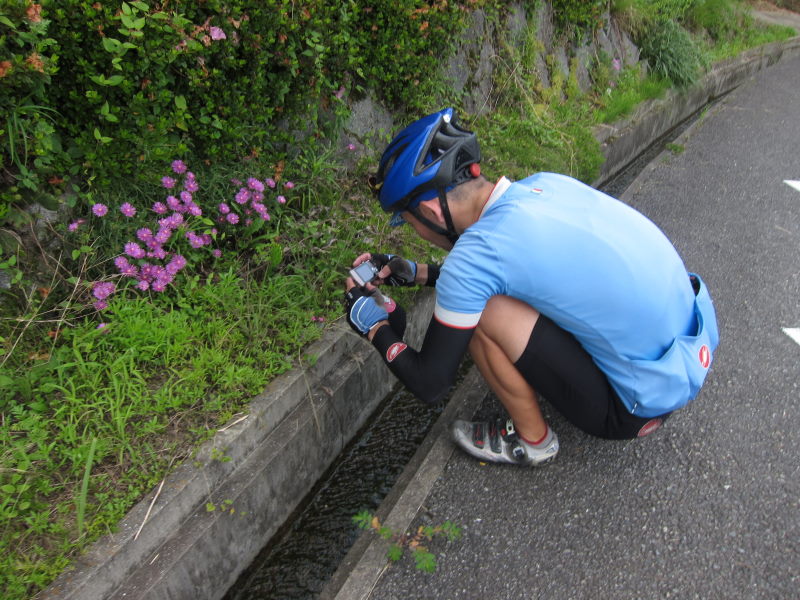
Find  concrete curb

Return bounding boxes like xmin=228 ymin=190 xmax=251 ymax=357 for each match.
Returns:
xmin=592 ymin=36 xmax=800 ymax=188
xmin=39 ymin=30 xmax=800 ymax=600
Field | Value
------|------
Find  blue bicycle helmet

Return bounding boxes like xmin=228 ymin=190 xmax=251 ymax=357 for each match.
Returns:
xmin=370 ymin=108 xmax=481 ymax=243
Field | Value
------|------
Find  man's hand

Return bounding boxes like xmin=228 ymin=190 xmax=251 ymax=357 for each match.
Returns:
xmin=354 ymin=253 xmax=417 ymax=287
xmin=344 ymin=285 xmax=388 ymax=336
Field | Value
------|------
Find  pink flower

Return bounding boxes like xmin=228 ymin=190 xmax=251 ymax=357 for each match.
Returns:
xmin=212 ymin=249 xmax=222 ymax=258
xmin=284 ymin=181 xmax=294 ymax=189
xmin=277 ymin=195 xmax=286 ymax=204
xmin=155 ymin=228 xmax=171 ymax=244
xmin=162 ymin=176 xmax=176 ymax=189
xmin=114 ymin=256 xmax=139 ymax=277
xmin=137 ymin=228 xmax=153 ymax=242
xmin=151 ymin=279 xmax=169 ymax=292
xmin=92 ymin=203 xmax=108 ymax=217
xmin=92 ymin=281 xmax=116 ymax=300
xmin=187 ymin=203 xmax=202 ymax=216
xmin=226 ymin=213 xmax=240 ymax=225
xmin=167 ymin=195 xmax=182 ymax=211
xmin=166 ymin=254 xmax=187 ymax=274
xmin=124 ymin=242 xmax=146 ymax=259
xmin=93 ymin=300 xmax=108 ymax=311
xmin=152 ymin=202 xmax=168 ymax=214
xmin=147 ymin=247 xmax=167 ymax=260
xmin=347 ymin=143 xmax=356 ymax=151
xmin=184 ymin=178 xmax=199 ymax=193
xmin=172 ymin=160 xmax=187 ymax=174
xmin=120 ymin=202 xmax=137 ymax=217
xmin=68 ymin=219 xmax=86 ymax=232
xmin=218 ymin=202 xmax=230 ymax=214
xmin=210 ymin=26 xmax=226 ymax=41
xmin=235 ymin=188 xmax=250 ymax=204
xmin=96 ymin=322 xmax=108 ymax=330
xmin=247 ymin=177 xmax=264 ymax=192
xmin=265 ymin=178 xmax=276 ymax=189
xmin=136 ymin=279 xmax=150 ymax=291
xmin=186 ymin=232 xmax=206 ymax=248
xmin=612 ymin=58 xmax=621 ymax=72
xmin=159 ymin=213 xmax=184 ymax=229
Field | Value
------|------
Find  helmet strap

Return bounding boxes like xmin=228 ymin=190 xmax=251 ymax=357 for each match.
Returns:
xmin=409 ymin=197 xmax=460 ymax=246
xmin=437 ymin=188 xmax=460 ymax=244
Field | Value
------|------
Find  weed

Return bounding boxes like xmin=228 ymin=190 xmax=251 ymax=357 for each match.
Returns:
xmin=666 ymin=142 xmax=685 ymax=155
xmin=638 ymin=19 xmax=706 ymax=87
xmin=353 ymin=510 xmax=461 ymax=573
xmin=593 ymin=66 xmax=671 ymax=124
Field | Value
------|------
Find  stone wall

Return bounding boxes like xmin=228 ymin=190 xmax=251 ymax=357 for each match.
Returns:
xmin=343 ymin=2 xmax=642 ymax=153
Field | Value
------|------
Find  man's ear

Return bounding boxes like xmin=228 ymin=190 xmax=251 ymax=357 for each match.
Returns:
xmin=417 ymin=197 xmax=445 ymax=226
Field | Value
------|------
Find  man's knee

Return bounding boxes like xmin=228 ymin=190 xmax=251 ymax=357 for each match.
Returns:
xmin=475 ymin=296 xmax=539 ymax=363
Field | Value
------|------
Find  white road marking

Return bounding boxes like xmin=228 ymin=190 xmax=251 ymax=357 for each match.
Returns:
xmin=783 ymin=328 xmax=800 ymax=347
xmin=782 ymin=183 xmax=799 ymax=346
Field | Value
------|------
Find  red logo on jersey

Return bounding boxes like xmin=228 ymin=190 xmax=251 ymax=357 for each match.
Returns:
xmin=386 ymin=342 xmax=407 ymax=363
xmin=637 ymin=418 xmax=663 ymax=438
xmin=698 ymin=344 xmax=711 ymax=369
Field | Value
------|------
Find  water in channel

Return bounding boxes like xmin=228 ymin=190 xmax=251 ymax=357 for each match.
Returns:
xmin=224 ymin=385 xmax=442 ymax=600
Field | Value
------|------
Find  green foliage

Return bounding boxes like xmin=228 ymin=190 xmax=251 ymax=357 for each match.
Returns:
xmin=0 ymin=268 xmax=335 ymax=597
xmin=0 ymin=0 xmax=66 ymax=223
xmin=593 ymin=65 xmax=671 ymax=124
xmin=640 ymin=0 xmax=693 ymax=20
xmin=638 ymin=19 xmax=705 ymax=87
xmin=37 ymin=0 xmax=472 ymax=189
xmin=481 ymin=29 xmax=604 ymax=184
xmin=685 ymin=0 xmax=742 ymax=40
xmin=551 ymin=0 xmax=606 ymax=36
xmin=353 ymin=510 xmax=462 ymax=572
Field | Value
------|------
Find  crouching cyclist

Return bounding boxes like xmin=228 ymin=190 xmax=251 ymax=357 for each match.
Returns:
xmin=343 ymin=108 xmax=719 ymax=466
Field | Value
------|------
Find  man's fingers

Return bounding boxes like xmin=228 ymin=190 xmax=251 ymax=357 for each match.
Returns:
xmin=352 ymin=253 xmax=372 ymax=267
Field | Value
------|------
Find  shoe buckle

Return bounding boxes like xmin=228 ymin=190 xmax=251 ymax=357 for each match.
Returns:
xmin=501 ymin=419 xmax=519 ymax=443
xmin=510 ymin=442 xmax=526 ymax=461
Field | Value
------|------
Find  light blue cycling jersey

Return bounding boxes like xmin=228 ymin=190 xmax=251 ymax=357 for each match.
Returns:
xmin=434 ymin=172 xmax=718 ymax=417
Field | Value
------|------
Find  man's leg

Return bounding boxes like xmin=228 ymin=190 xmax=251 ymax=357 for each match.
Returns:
xmin=469 ymin=295 xmax=548 ymax=443
xmin=451 ymin=295 xmax=559 ymax=466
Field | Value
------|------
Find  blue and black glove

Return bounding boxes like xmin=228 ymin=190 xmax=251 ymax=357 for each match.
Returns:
xmin=345 ymin=287 xmax=388 ymax=336
xmin=344 ymin=287 xmax=406 ymax=338
xmin=370 ymin=253 xmax=417 ymax=287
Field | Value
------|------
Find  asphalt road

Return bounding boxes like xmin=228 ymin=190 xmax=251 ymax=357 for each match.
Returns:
xmin=361 ymin=54 xmax=800 ymax=599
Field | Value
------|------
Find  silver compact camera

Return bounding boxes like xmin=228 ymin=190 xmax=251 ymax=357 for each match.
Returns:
xmin=349 ymin=260 xmax=380 ymax=287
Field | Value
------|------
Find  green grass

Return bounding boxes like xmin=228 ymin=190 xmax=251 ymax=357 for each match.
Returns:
xmin=593 ymin=68 xmax=672 ymax=125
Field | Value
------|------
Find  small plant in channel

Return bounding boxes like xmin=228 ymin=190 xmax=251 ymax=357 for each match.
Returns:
xmin=353 ymin=510 xmax=461 ymax=573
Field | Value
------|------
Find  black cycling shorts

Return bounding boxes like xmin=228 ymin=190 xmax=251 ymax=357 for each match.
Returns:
xmin=514 ymin=315 xmax=669 ymax=440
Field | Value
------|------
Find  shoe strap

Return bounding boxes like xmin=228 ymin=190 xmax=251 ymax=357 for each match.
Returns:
xmin=471 ymin=421 xmax=486 ymax=449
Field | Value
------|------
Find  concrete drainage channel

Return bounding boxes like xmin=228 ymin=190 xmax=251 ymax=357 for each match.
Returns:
xmin=39 ymin=37 xmax=800 ymax=600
